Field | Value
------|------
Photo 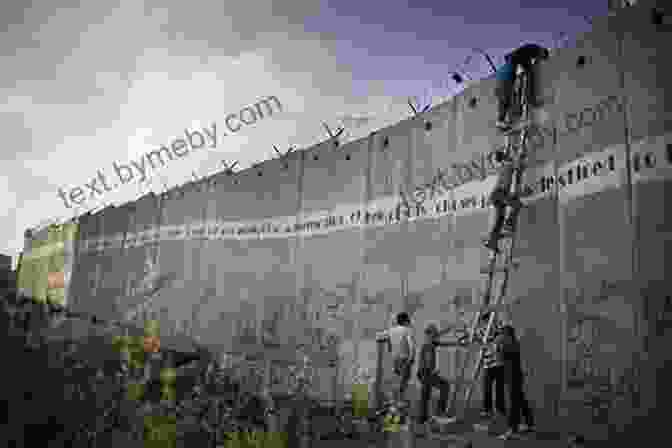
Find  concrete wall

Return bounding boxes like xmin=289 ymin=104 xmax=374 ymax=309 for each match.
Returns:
xmin=68 ymin=1 xmax=671 ymax=439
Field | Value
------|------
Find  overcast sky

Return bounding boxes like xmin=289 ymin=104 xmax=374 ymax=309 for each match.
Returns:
xmin=1 ymin=0 xmax=606 ymax=268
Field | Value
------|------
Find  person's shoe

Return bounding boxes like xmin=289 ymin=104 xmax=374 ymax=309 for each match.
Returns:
xmin=503 ymin=220 xmax=516 ymax=233
xmin=519 ymin=423 xmax=535 ymax=433
xmin=498 ymin=429 xmax=520 ymax=440
xmin=496 ymin=120 xmax=511 ymax=130
xmin=483 ymin=240 xmax=500 ymax=252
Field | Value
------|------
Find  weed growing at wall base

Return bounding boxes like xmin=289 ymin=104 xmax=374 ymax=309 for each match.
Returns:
xmin=56 ymin=96 xmax=282 ymax=211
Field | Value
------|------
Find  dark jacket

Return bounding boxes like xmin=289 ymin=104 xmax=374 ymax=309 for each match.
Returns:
xmin=418 ymin=341 xmax=439 ymax=378
xmin=509 ymin=44 xmax=549 ymax=66
xmin=500 ymin=334 xmax=523 ymax=380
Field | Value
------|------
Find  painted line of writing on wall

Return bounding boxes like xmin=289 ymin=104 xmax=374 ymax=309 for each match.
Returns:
xmin=23 ymin=133 xmax=672 ymax=259
xmin=399 ymin=95 xmax=625 ymax=208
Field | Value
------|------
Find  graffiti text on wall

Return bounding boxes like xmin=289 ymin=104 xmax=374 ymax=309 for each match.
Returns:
xmin=398 ymin=95 xmax=623 ymax=210
xmin=567 ymin=316 xmax=613 ymax=422
xmin=558 ymin=95 xmax=623 ymax=137
xmin=72 ymin=132 xmax=672 ymax=251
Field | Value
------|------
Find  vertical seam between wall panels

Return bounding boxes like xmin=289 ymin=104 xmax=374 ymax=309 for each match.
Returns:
xmin=117 ymin=210 xmax=127 ymax=326
xmin=363 ymin=132 xmax=375 ymax=403
xmin=295 ymin=150 xmax=305 ymax=351
xmin=615 ymin=12 xmax=641 ymax=415
xmin=403 ymin=126 xmax=412 ymax=321
xmin=553 ymin=70 xmax=565 ymax=422
xmin=71 ymin=220 xmax=81 ymax=311
xmin=198 ymin=188 xmax=207 ymax=339
xmin=156 ymin=195 xmax=163 ymax=331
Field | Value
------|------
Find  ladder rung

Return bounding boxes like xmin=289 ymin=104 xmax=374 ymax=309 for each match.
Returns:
xmin=463 ymin=303 xmax=509 ymax=313
xmin=480 ymin=260 xmax=520 ymax=275
xmin=502 ymin=119 xmax=532 ymax=135
xmin=481 ymin=230 xmax=515 ymax=243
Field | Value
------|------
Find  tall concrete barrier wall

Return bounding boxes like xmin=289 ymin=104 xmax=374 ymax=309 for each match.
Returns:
xmin=68 ymin=1 xmax=670 ymax=440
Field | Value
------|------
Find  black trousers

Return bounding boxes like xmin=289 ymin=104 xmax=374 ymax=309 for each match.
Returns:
xmin=506 ymin=372 xmax=534 ymax=431
xmin=482 ymin=366 xmax=506 ymax=415
xmin=393 ymin=358 xmax=413 ymax=402
xmin=487 ymin=188 xmax=523 ymax=247
xmin=417 ymin=371 xmax=450 ymax=422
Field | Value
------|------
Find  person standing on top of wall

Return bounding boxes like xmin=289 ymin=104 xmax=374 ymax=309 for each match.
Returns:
xmin=496 ymin=43 xmax=550 ymax=129
xmin=387 ymin=312 xmax=416 ymax=404
xmin=484 ymin=149 xmax=523 ymax=252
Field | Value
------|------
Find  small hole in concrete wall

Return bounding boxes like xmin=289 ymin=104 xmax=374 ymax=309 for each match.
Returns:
xmin=424 ymin=121 xmax=432 ymax=131
xmin=345 ymin=154 xmax=351 ymax=160
xmin=383 ymin=136 xmax=389 ymax=148
xmin=234 ymin=179 xmax=239 ymax=184
xmin=313 ymin=154 xmax=319 ymax=160
xmin=257 ymin=171 xmax=262 ymax=176
xmin=469 ymin=97 xmax=478 ymax=108
xmin=576 ymin=55 xmax=587 ymax=67
xmin=282 ymin=162 xmax=288 ymax=169
xmin=333 ymin=140 xmax=339 ymax=148
xmin=652 ymin=9 xmax=664 ymax=26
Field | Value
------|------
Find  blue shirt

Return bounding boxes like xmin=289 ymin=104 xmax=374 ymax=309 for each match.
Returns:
xmin=495 ymin=62 xmax=515 ymax=82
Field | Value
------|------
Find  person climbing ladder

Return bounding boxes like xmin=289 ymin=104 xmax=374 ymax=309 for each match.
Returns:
xmin=484 ymin=149 xmax=523 ymax=252
xmin=496 ymin=43 xmax=550 ymax=129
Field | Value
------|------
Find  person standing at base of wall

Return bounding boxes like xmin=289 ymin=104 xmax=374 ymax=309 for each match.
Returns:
xmin=387 ymin=312 xmax=415 ymax=404
xmin=480 ymin=315 xmax=507 ymax=420
xmin=499 ymin=324 xmax=535 ymax=440
xmin=416 ymin=322 xmax=457 ymax=423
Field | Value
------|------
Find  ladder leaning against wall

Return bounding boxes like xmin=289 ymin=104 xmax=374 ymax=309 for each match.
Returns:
xmin=446 ymin=67 xmax=535 ymax=422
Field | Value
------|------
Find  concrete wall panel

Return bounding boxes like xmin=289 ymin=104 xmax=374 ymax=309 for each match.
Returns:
xmin=410 ymin=102 xmax=454 ymax=189
xmin=299 ymin=231 xmax=364 ymax=339
xmin=177 ymin=184 xmax=208 ymax=340
xmin=631 ymin=133 xmax=672 ymax=439
xmin=99 ymin=204 xmax=130 ymax=321
xmin=622 ymin=3 xmax=672 ymax=140
xmin=200 ymin=154 xmax=300 ymax=350
xmin=369 ymin=122 xmax=413 ymax=201
xmin=300 ymin=138 xmax=368 ymax=212
xmin=552 ymin=16 xmax=625 ymax=164
xmin=71 ymin=212 xmax=94 ymax=312
xmin=457 ymin=76 xmax=500 ymax=157
xmin=128 ymin=193 xmax=162 ymax=325
xmin=78 ymin=211 xmax=104 ymax=318
xmin=154 ymin=190 xmax=189 ymax=333
xmin=94 ymin=206 xmax=117 ymax=319
xmin=507 ymin=193 xmax=562 ymax=430
xmin=556 ymin=148 xmax=635 ymax=441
